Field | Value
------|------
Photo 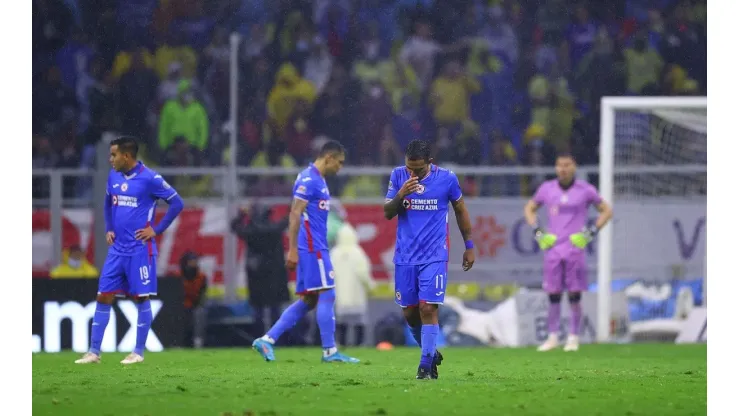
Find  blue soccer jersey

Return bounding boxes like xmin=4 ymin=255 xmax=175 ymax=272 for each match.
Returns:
xmin=386 ymin=165 xmax=463 ymax=307
xmin=100 ymin=161 xmax=181 ymax=297
xmin=385 ymin=165 xmax=463 ymax=265
xmin=292 ymin=164 xmax=335 ymax=294
xmin=107 ymin=162 xmax=179 ymax=257
xmin=293 ymin=164 xmax=332 ymax=253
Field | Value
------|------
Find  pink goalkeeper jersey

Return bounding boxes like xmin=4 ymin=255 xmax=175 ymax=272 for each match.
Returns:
xmin=533 ymin=179 xmax=603 ymax=259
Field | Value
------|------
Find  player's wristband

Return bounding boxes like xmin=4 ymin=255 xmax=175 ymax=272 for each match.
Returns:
xmin=587 ymin=225 xmax=599 ymax=236
xmin=465 ymin=240 xmax=474 ymax=250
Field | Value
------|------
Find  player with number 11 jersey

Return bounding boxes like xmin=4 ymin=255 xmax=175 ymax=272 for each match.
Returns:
xmin=384 ymin=140 xmax=476 ymax=380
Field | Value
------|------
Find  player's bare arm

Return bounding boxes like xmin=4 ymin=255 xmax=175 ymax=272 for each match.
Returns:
xmin=286 ymin=197 xmax=309 ymax=270
xmin=593 ymin=200 xmax=613 ymax=230
xmin=524 ymin=199 xmax=542 ymax=227
xmin=451 ymin=197 xmax=475 ymax=271
xmin=384 ymin=176 xmax=419 ymax=220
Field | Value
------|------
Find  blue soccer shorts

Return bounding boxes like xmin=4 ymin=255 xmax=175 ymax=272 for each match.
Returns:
xmin=295 ymin=250 xmax=336 ymax=294
xmin=394 ymin=261 xmax=448 ymax=307
xmin=98 ymin=251 xmax=158 ymax=297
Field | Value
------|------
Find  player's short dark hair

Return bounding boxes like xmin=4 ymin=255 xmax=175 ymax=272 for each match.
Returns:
xmin=556 ymin=152 xmax=576 ymax=163
xmin=319 ymin=140 xmax=345 ymax=157
xmin=111 ymin=136 xmax=139 ymax=158
xmin=405 ymin=139 xmax=431 ymax=162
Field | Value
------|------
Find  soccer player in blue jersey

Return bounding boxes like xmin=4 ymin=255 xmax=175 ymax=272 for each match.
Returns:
xmin=384 ymin=140 xmax=475 ymax=379
xmin=75 ymin=137 xmax=184 ymax=365
xmin=252 ymin=140 xmax=360 ymax=363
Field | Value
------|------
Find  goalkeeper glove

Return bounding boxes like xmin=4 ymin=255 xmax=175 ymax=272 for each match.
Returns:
xmin=533 ymin=228 xmax=557 ymax=251
xmin=569 ymin=225 xmax=599 ymax=249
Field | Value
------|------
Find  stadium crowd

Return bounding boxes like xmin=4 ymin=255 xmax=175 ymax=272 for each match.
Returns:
xmin=32 ymin=0 xmax=707 ymax=199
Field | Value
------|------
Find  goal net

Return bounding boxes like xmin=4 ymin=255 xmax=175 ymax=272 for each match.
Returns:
xmin=597 ymin=97 xmax=707 ymax=342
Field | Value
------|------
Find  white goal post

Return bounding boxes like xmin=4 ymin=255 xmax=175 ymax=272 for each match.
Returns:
xmin=597 ymin=96 xmax=707 ymax=342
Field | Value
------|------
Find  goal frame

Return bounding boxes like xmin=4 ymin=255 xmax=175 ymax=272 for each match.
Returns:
xmin=597 ymin=96 xmax=708 ymax=342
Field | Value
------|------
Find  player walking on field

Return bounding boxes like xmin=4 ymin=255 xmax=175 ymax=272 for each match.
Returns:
xmin=76 ymin=137 xmax=184 ymax=364
xmin=523 ymin=153 xmax=612 ymax=352
xmin=384 ymin=140 xmax=476 ymax=379
xmin=252 ymin=140 xmax=360 ymax=363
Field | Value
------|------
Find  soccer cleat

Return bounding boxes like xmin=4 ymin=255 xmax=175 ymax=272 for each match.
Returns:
xmin=416 ymin=367 xmax=433 ymax=380
xmin=120 ymin=353 xmax=144 ymax=365
xmin=563 ymin=335 xmax=579 ymax=352
xmin=321 ymin=351 xmax=360 ymax=363
xmin=74 ymin=352 xmax=101 ymax=364
xmin=431 ymin=350 xmax=443 ymax=379
xmin=252 ymin=339 xmax=276 ymax=362
xmin=537 ymin=333 xmax=560 ymax=352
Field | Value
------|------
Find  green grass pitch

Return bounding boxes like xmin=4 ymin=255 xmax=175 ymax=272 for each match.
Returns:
xmin=32 ymin=344 xmax=706 ymax=416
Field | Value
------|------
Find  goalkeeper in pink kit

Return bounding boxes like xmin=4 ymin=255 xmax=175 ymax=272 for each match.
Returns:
xmin=523 ymin=154 xmax=612 ymax=352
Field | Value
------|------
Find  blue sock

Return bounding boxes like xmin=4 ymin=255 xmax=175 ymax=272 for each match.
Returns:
xmin=89 ymin=303 xmax=112 ymax=355
xmin=317 ymin=289 xmax=337 ymax=350
xmin=266 ymin=300 xmax=310 ymax=342
xmin=409 ymin=324 xmax=422 ymax=347
xmin=419 ymin=324 xmax=439 ymax=370
xmin=134 ymin=299 xmax=152 ymax=356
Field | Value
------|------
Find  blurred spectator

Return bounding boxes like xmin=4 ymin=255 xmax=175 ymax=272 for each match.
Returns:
xmin=355 ymin=82 xmax=393 ymax=164
xmin=248 ymin=139 xmax=297 ymax=196
xmin=574 ymin=26 xmax=625 ymax=109
xmin=33 ymin=67 xmax=78 ymax=136
xmin=341 ymin=155 xmax=384 ymax=199
xmin=449 ymin=121 xmax=483 ymax=166
xmin=317 ymin=2 xmax=351 ymax=59
xmin=239 ymin=101 xmax=265 ymax=164
xmin=118 ymin=49 xmax=159 ymax=139
xmin=157 ymin=62 xmax=187 ymax=104
xmin=536 ymin=0 xmax=570 ymax=42
xmin=243 ymin=23 xmax=272 ymax=60
xmin=303 ymin=36 xmax=334 ymax=95
xmin=267 ymin=63 xmax=317 ymax=136
xmin=624 ymin=32 xmax=664 ymax=94
xmin=179 ymin=251 xmax=208 ymax=348
xmin=164 ymin=136 xmax=202 ymax=167
xmin=479 ymin=5 xmax=519 ymax=66
xmin=482 ymin=131 xmax=520 ymax=196
xmin=392 ymin=94 xmax=423 ymax=153
xmin=203 ymin=27 xmax=231 ymax=65
xmin=331 ymin=223 xmax=375 ymax=347
xmin=158 ymin=80 xmax=210 ymax=154
xmin=282 ymin=99 xmax=314 ymax=164
xmin=55 ymin=29 xmax=96 ymax=91
xmin=50 ymin=245 xmax=99 ymax=279
xmin=243 ymin=55 xmax=272 ymax=117
xmin=566 ymin=4 xmax=598 ymax=70
xmin=353 ymin=26 xmax=420 ymax=112
xmin=399 ymin=20 xmax=442 ymax=87
xmin=661 ymin=2 xmax=706 ymax=87
xmin=33 ymin=0 xmax=74 ymax=53
xmin=429 ymin=60 xmax=481 ymax=126
xmin=230 ymin=204 xmax=290 ymax=337
xmin=311 ymin=65 xmax=360 ymax=147
xmin=154 ymin=31 xmax=199 ymax=80
xmin=110 ymin=46 xmax=155 ymax=81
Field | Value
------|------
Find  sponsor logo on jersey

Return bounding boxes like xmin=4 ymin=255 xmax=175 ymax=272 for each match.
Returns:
xmin=113 ymin=195 xmax=138 ymax=207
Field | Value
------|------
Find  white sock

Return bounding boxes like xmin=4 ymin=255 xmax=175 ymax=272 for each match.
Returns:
xmin=260 ymin=335 xmax=276 ymax=344
xmin=323 ymin=347 xmax=338 ymax=357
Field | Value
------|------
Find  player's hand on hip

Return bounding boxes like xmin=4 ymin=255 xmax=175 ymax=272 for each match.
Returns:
xmin=135 ymin=226 xmax=157 ymax=242
xmin=400 ymin=176 xmax=420 ymax=197
xmin=286 ymin=248 xmax=298 ymax=271
xmin=105 ymin=231 xmax=115 ymax=245
xmin=462 ymin=248 xmax=475 ymax=271
xmin=534 ymin=228 xmax=557 ymax=250
xmin=569 ymin=226 xmax=597 ymax=249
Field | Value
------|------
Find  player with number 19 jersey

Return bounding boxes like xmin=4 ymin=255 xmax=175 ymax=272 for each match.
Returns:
xmin=100 ymin=163 xmax=180 ymax=297
xmin=385 ymin=165 xmax=463 ymax=307
xmin=292 ymin=164 xmax=335 ymax=294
